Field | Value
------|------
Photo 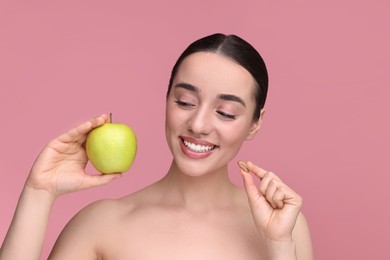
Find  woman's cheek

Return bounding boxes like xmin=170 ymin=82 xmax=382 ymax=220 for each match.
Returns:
xmin=221 ymin=121 xmax=252 ymax=144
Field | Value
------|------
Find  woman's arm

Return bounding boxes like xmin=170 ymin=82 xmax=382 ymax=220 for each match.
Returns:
xmin=0 ymin=187 xmax=55 ymax=260
xmin=0 ymin=114 xmax=121 ymax=260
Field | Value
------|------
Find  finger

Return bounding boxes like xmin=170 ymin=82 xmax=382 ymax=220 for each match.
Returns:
xmin=58 ymin=114 xmax=108 ymax=144
xmin=246 ymin=161 xmax=268 ymax=180
xmin=282 ymin=187 xmax=303 ymax=209
xmin=258 ymin=171 xmax=281 ymax=194
xmin=71 ymin=114 xmax=108 ymax=138
xmin=265 ymin=179 xmax=279 ymax=209
xmin=273 ymin=187 xmax=286 ymax=209
xmin=258 ymin=172 xmax=271 ymax=196
xmin=273 ymin=184 xmax=304 ymax=212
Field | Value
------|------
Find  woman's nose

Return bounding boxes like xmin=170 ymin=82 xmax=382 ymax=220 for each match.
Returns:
xmin=187 ymin=108 xmax=213 ymax=135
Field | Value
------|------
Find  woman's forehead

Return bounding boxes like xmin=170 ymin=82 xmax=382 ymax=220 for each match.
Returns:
xmin=174 ymin=52 xmax=255 ymax=94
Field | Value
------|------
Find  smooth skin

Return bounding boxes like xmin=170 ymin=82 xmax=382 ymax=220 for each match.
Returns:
xmin=0 ymin=53 xmax=313 ymax=260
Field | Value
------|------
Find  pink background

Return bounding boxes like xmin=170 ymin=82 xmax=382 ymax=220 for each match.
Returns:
xmin=1 ymin=1 xmax=389 ymax=259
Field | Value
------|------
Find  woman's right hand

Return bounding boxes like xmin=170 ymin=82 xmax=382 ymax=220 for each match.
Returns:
xmin=25 ymin=114 xmax=122 ymax=198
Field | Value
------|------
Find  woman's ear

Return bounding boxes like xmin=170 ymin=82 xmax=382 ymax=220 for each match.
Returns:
xmin=246 ymin=109 xmax=265 ymax=140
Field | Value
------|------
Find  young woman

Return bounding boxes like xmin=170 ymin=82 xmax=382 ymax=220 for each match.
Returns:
xmin=0 ymin=34 xmax=313 ymax=259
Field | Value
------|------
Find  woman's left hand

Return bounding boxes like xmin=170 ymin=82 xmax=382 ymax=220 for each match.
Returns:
xmin=240 ymin=161 xmax=302 ymax=243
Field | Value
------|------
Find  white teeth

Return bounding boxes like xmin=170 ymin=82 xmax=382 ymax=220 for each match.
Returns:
xmin=183 ymin=140 xmax=215 ymax=153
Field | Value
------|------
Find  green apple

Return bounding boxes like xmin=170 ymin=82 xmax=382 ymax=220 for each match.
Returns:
xmin=86 ymin=114 xmax=137 ymax=174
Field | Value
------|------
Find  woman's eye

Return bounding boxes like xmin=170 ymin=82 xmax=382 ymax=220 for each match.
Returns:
xmin=217 ymin=111 xmax=236 ymax=120
xmin=175 ymin=99 xmax=195 ymax=107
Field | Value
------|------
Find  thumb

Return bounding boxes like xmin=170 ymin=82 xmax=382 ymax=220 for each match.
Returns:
xmin=81 ymin=173 xmax=122 ymax=190
xmin=241 ymin=170 xmax=262 ymax=206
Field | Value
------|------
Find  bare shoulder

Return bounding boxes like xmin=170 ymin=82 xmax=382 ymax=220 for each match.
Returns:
xmin=60 ymin=184 xmax=157 ymax=225
xmin=48 ymin=190 xmax=146 ymax=259
xmin=60 ymin=187 xmax=152 ymax=230
xmin=293 ymin=212 xmax=314 ymax=260
xmin=47 ymin=199 xmax=122 ymax=259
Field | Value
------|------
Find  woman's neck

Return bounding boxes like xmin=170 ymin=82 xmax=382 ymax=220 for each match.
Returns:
xmin=157 ymin=161 xmax=239 ymax=212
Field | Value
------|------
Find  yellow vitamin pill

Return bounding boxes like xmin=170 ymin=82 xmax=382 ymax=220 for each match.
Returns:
xmin=237 ymin=160 xmax=249 ymax=173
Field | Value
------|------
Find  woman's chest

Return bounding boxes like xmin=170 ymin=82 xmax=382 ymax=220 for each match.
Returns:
xmin=100 ymin=211 xmax=266 ymax=260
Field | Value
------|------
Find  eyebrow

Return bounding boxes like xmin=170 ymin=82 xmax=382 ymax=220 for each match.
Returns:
xmin=174 ymin=82 xmax=199 ymax=93
xmin=174 ymin=82 xmax=246 ymax=107
xmin=217 ymin=93 xmax=246 ymax=107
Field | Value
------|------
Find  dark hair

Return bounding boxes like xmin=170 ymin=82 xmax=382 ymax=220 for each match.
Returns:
xmin=167 ymin=33 xmax=268 ymax=121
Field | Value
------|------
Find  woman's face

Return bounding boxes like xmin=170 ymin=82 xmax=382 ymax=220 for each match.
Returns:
xmin=165 ymin=52 xmax=262 ymax=176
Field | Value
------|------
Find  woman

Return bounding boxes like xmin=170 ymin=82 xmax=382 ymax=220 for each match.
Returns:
xmin=0 ymin=34 xmax=313 ymax=259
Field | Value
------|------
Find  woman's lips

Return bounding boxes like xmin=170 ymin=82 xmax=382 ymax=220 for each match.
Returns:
xmin=179 ymin=136 xmax=218 ymax=159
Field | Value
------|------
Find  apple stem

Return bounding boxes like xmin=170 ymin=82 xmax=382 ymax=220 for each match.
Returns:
xmin=109 ymin=113 xmax=112 ymax=123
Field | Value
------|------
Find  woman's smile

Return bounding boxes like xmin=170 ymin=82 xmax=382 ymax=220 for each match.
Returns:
xmin=179 ymin=136 xmax=218 ymax=159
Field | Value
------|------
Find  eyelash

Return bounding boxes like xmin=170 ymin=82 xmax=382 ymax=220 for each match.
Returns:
xmin=175 ymin=99 xmax=194 ymax=107
xmin=175 ymin=99 xmax=236 ymax=120
xmin=217 ymin=111 xmax=236 ymax=120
